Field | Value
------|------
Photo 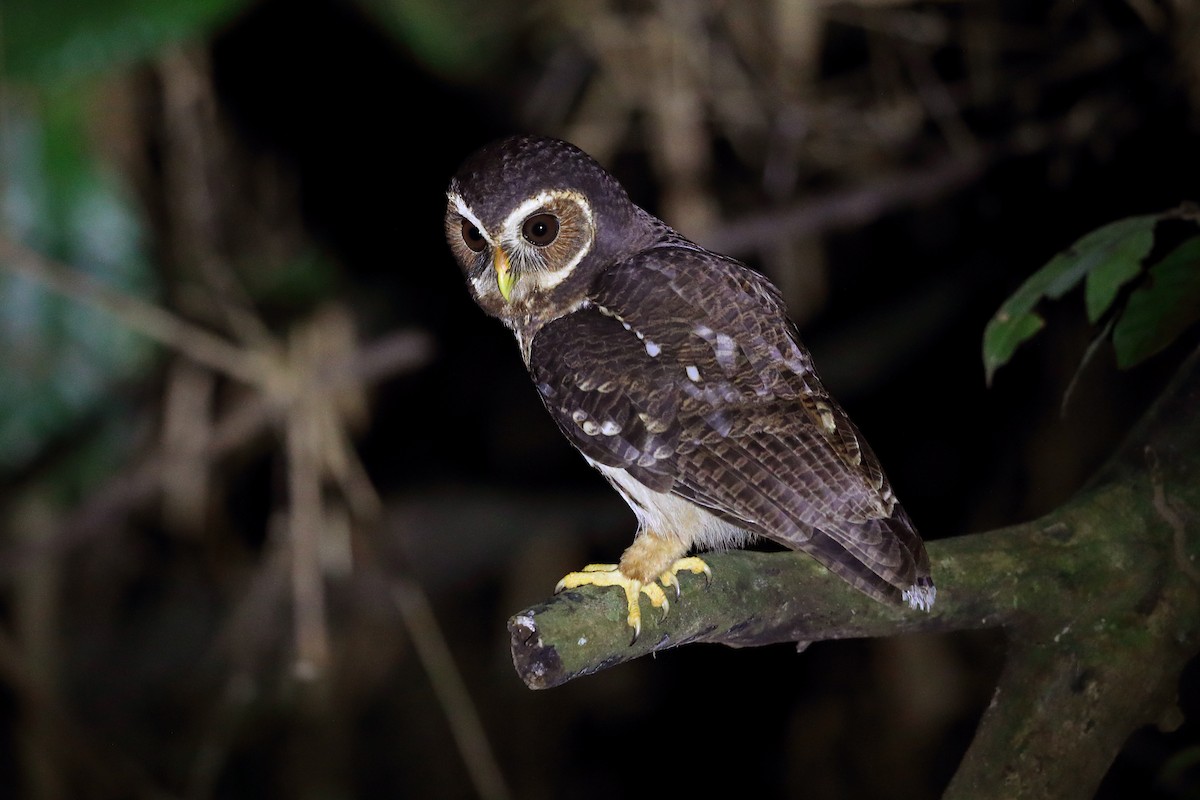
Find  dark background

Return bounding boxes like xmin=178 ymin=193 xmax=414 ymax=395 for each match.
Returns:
xmin=1 ymin=0 xmax=1198 ymax=797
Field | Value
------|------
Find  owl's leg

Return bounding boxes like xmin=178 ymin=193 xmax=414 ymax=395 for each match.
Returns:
xmin=555 ymin=532 xmax=711 ymax=643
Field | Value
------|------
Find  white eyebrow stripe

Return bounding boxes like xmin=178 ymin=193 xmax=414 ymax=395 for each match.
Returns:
xmin=499 ymin=190 xmax=593 ymax=237
xmin=448 ymin=191 xmax=497 ymax=247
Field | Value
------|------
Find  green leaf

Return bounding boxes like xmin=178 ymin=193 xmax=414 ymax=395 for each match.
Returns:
xmin=983 ymin=311 xmax=1045 ymax=386
xmin=2 ymin=0 xmax=247 ymax=85
xmin=982 ymin=214 xmax=1158 ymax=383
xmin=981 ymin=259 xmax=1064 ymax=386
xmin=1042 ymin=215 xmax=1157 ymax=300
xmin=1082 ymin=217 xmax=1157 ymax=321
xmin=1112 ymin=235 xmax=1200 ymax=368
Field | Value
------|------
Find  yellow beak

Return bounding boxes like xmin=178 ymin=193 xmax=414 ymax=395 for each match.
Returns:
xmin=494 ymin=247 xmax=516 ymax=302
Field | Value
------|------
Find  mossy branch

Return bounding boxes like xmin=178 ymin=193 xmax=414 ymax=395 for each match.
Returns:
xmin=508 ymin=345 xmax=1200 ymax=799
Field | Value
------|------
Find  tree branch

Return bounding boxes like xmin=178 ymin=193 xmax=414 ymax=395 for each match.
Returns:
xmin=0 ymin=234 xmax=271 ymax=386
xmin=508 ymin=346 xmax=1200 ymax=798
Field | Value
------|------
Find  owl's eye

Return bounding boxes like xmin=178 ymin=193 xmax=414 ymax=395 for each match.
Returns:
xmin=461 ymin=220 xmax=487 ymax=253
xmin=522 ymin=213 xmax=560 ymax=247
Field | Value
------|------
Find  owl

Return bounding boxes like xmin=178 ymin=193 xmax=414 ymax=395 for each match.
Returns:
xmin=444 ymin=135 xmax=935 ymax=640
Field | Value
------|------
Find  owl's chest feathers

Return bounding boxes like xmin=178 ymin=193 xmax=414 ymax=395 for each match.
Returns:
xmin=588 ymin=458 xmax=754 ymax=551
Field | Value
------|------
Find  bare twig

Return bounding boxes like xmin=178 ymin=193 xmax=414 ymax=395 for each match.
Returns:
xmin=392 ymin=578 xmax=512 ymax=800
xmin=160 ymin=360 xmax=217 ymax=536
xmin=0 ymin=328 xmax=434 ymax=582
xmin=285 ymin=389 xmax=332 ymax=681
xmin=0 ymin=234 xmax=272 ymax=386
xmin=1059 ymin=316 xmax=1116 ymax=417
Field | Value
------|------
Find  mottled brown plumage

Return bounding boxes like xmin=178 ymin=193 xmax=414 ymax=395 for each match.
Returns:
xmin=445 ymin=135 xmax=934 ymax=635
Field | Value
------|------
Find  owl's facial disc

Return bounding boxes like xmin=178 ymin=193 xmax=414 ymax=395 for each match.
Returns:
xmin=447 ymin=188 xmax=595 ymax=308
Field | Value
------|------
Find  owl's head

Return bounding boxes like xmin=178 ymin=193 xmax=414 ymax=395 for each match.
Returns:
xmin=445 ymin=135 xmax=648 ymax=322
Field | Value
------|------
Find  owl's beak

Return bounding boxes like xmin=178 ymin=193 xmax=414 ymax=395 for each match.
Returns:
xmin=494 ymin=247 xmax=516 ymax=302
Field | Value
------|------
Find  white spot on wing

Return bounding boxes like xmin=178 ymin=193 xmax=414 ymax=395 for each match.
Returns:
xmin=714 ymin=333 xmax=738 ymax=371
xmin=880 ymin=486 xmax=895 ymax=512
xmin=685 ymin=364 xmax=701 ymax=382
xmin=815 ymin=400 xmax=837 ymax=434
xmin=600 ymin=420 xmax=621 ymax=435
xmin=692 ymin=324 xmax=740 ymax=373
xmin=645 ymin=340 xmax=661 ymax=357
xmin=784 ymin=339 xmax=812 ymax=376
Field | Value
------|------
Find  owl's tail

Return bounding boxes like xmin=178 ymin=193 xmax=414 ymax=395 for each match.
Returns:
xmin=806 ymin=504 xmax=936 ymax=611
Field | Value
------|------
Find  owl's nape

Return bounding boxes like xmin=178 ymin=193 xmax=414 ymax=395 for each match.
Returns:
xmin=445 ymin=135 xmax=934 ymax=643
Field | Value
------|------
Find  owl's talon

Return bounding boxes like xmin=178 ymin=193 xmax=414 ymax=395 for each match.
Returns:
xmin=672 ymin=556 xmax=713 ymax=586
xmin=554 ymin=557 xmax=709 ymax=643
xmin=556 ymin=563 xmax=619 ymax=594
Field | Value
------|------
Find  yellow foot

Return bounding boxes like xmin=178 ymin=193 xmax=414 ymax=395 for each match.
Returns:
xmin=554 ymin=558 xmax=712 ymax=643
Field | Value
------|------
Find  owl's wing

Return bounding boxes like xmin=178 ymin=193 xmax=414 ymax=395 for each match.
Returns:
xmin=528 ymin=245 xmax=931 ymax=605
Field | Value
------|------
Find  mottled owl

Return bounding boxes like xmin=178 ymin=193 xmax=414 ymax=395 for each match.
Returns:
xmin=444 ymin=135 xmax=935 ymax=639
